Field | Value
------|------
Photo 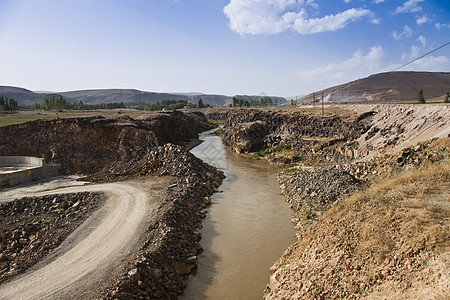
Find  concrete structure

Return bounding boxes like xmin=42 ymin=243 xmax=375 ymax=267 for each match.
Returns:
xmin=0 ymin=156 xmax=60 ymax=187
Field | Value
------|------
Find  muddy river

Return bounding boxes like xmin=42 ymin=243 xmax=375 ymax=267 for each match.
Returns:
xmin=182 ymin=130 xmax=295 ymax=299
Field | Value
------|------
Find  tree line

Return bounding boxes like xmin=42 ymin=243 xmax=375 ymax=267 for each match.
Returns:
xmin=231 ymin=96 xmax=277 ymax=107
xmin=33 ymin=96 xmax=126 ymax=110
xmin=31 ymin=96 xmax=209 ymax=111
xmin=0 ymin=96 xmax=18 ymax=112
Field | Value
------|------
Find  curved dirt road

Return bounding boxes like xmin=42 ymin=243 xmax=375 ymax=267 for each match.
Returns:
xmin=0 ymin=182 xmax=158 ymax=299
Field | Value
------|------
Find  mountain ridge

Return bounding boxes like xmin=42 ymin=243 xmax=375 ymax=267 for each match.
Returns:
xmin=299 ymin=71 xmax=450 ymax=104
xmin=0 ymin=86 xmax=286 ymax=107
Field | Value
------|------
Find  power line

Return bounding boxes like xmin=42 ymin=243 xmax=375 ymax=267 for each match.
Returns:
xmin=391 ymin=41 xmax=450 ymax=72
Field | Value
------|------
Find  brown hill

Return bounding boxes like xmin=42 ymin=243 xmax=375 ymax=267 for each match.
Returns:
xmin=299 ymin=71 xmax=450 ymax=104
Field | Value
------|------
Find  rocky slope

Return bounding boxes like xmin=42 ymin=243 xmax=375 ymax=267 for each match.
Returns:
xmin=220 ymin=108 xmax=370 ymax=165
xmin=266 ymin=148 xmax=449 ymax=299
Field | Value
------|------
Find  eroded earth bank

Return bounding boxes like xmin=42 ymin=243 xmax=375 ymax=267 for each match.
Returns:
xmin=212 ymin=104 xmax=449 ymax=299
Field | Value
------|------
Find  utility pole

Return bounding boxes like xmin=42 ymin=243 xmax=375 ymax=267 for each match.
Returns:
xmin=321 ymin=93 xmax=324 ymax=117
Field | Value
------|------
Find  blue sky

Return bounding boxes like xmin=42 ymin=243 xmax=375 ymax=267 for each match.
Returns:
xmin=0 ymin=0 xmax=449 ymax=97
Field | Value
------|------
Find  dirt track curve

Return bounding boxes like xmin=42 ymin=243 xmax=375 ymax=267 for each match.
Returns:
xmin=0 ymin=181 xmax=164 ymax=299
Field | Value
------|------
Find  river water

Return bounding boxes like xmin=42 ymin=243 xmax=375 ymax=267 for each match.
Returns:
xmin=182 ymin=130 xmax=295 ymax=299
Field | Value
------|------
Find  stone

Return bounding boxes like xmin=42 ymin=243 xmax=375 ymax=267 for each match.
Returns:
xmin=173 ymin=262 xmax=196 ymax=275
xmin=0 ymin=252 xmax=9 ymax=262
xmin=128 ymin=268 xmax=141 ymax=282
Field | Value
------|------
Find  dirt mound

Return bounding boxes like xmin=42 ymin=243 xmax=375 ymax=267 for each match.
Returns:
xmin=278 ymin=166 xmax=360 ymax=235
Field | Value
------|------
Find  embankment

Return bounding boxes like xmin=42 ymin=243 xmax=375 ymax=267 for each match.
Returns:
xmin=0 ymin=110 xmax=212 ymax=179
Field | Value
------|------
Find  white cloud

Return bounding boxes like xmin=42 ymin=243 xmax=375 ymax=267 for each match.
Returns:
xmin=395 ymin=0 xmax=424 ymax=14
xmin=417 ymin=35 xmax=426 ymax=47
xmin=344 ymin=0 xmax=351 ymax=3
xmin=223 ymin=0 xmax=372 ymax=35
xmin=399 ymin=44 xmax=450 ymax=72
xmin=435 ymin=23 xmax=450 ymax=30
xmin=402 ymin=45 xmax=421 ymax=61
xmin=405 ymin=56 xmax=450 ymax=71
xmin=373 ymin=0 xmax=385 ymax=3
xmin=291 ymin=8 xmax=371 ymax=34
xmin=296 ymin=46 xmax=385 ymax=86
xmin=392 ymin=25 xmax=412 ymax=40
xmin=416 ymin=15 xmax=428 ymax=25
xmin=371 ymin=17 xmax=381 ymax=24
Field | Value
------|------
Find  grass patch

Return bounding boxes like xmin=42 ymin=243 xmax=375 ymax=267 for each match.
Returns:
xmin=303 ymin=208 xmax=318 ymax=220
xmin=331 ymin=160 xmax=450 ymax=261
xmin=208 ymin=120 xmax=223 ymax=127
xmin=0 ymin=110 xmax=151 ymax=127
xmin=0 ymin=112 xmax=56 ymax=127
xmin=256 ymin=144 xmax=291 ymax=157
xmin=342 ymin=160 xmax=450 ymax=209
xmin=256 ymin=147 xmax=268 ymax=156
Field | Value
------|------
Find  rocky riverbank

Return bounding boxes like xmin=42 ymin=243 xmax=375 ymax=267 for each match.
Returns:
xmin=215 ymin=104 xmax=450 ymax=299
xmin=219 ymin=108 xmax=370 ymax=165
xmin=103 ymin=145 xmax=225 ymax=299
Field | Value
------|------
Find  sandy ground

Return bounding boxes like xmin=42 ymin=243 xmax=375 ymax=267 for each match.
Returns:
xmin=0 ymin=177 xmax=171 ymax=300
xmin=0 ymin=176 xmax=89 ymax=203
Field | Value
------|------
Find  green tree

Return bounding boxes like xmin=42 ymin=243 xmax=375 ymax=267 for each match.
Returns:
xmin=0 ymin=96 xmax=5 ymax=111
xmin=418 ymin=89 xmax=426 ymax=104
xmin=445 ymin=92 xmax=450 ymax=103
xmin=7 ymin=98 xmax=17 ymax=112
xmin=3 ymin=96 xmax=9 ymax=111
xmin=197 ymin=98 xmax=204 ymax=108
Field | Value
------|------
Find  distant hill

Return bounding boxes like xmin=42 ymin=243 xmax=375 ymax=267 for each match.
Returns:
xmin=0 ymin=86 xmax=287 ymax=107
xmin=299 ymin=71 xmax=450 ymax=104
xmin=0 ymin=86 xmax=60 ymax=106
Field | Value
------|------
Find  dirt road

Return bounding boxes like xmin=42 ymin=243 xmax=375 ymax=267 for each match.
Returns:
xmin=0 ymin=180 xmax=167 ymax=299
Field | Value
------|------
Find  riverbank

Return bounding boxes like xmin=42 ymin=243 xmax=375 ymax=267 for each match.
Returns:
xmin=266 ymin=139 xmax=449 ymax=299
xmin=215 ymin=104 xmax=450 ymax=299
